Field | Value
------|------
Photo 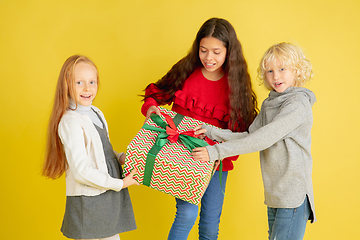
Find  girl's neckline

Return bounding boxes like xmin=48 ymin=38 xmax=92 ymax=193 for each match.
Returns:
xmin=69 ymin=99 xmax=104 ymax=128
xmin=69 ymin=100 xmax=91 ymax=111
xmin=200 ymin=67 xmax=225 ymax=81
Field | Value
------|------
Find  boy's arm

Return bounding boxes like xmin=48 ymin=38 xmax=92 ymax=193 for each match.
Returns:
xmin=203 ymin=111 xmax=263 ymax=142
xmin=203 ymin=124 xmax=249 ymax=142
xmin=206 ymin=100 xmax=309 ymax=161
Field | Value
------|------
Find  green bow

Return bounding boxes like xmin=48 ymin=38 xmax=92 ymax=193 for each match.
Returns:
xmin=141 ymin=112 xmax=224 ymax=197
xmin=142 ymin=113 xmax=209 ymax=186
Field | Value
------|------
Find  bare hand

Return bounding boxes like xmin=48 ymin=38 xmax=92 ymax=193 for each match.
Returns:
xmin=118 ymin=153 xmax=126 ymax=165
xmin=122 ymin=169 xmax=140 ymax=189
xmin=145 ymin=106 xmax=161 ymax=122
xmin=191 ymin=147 xmax=210 ymax=161
xmin=213 ymin=160 xmax=220 ymax=171
xmin=193 ymin=125 xmax=207 ymax=139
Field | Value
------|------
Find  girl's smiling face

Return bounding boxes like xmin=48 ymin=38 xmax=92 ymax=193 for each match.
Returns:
xmin=199 ymin=37 xmax=227 ymax=80
xmin=74 ymin=62 xmax=98 ymax=106
xmin=265 ymin=61 xmax=296 ymax=93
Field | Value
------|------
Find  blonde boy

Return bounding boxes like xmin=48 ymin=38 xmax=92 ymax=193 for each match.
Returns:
xmin=192 ymin=42 xmax=316 ymax=240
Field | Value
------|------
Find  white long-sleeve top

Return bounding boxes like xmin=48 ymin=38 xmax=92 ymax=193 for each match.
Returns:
xmin=58 ymin=105 xmax=124 ymax=196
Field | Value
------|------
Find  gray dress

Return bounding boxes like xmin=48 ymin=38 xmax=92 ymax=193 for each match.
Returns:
xmin=61 ymin=119 xmax=136 ymax=239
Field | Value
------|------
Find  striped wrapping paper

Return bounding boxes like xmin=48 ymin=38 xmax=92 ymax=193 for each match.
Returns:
xmin=124 ymin=107 xmax=216 ymax=205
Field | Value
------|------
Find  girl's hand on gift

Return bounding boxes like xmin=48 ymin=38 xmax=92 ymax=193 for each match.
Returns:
xmin=118 ymin=153 xmax=126 ymax=165
xmin=192 ymin=147 xmax=210 ymax=161
xmin=193 ymin=125 xmax=206 ymax=139
xmin=122 ymin=169 xmax=140 ymax=189
xmin=214 ymin=160 xmax=220 ymax=170
xmin=145 ymin=105 xmax=161 ymax=122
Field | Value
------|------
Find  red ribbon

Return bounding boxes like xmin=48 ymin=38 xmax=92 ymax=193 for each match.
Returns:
xmin=164 ymin=113 xmax=197 ymax=143
xmin=165 ymin=126 xmax=180 ymax=143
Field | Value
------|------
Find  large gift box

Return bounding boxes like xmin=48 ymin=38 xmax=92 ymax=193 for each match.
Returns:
xmin=124 ymin=107 xmax=216 ymax=205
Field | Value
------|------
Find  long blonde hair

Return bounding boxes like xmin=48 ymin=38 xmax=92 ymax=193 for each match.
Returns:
xmin=42 ymin=55 xmax=99 ymax=179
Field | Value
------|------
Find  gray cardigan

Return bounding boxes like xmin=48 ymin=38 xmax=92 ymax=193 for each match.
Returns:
xmin=204 ymin=87 xmax=316 ymax=222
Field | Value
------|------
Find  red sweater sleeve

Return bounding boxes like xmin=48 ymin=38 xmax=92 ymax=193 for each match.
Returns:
xmin=141 ymin=98 xmax=158 ymax=116
xmin=141 ymin=84 xmax=172 ymax=116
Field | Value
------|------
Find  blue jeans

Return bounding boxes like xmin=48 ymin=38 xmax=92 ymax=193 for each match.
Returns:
xmin=267 ymin=196 xmax=311 ymax=240
xmin=167 ymin=171 xmax=228 ymax=240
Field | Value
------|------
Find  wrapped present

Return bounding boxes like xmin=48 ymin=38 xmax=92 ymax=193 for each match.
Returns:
xmin=124 ymin=107 xmax=216 ymax=205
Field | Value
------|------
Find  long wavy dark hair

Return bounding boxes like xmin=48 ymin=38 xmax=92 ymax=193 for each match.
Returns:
xmin=144 ymin=18 xmax=258 ymax=131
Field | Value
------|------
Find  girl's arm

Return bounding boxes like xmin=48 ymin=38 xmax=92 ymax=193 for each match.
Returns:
xmin=195 ymin=100 xmax=309 ymax=161
xmin=141 ymin=83 xmax=171 ymax=116
xmin=145 ymin=105 xmax=161 ymax=122
xmin=117 ymin=152 xmax=125 ymax=165
xmin=122 ymin=169 xmax=140 ymax=188
xmin=59 ymin=119 xmax=130 ymax=191
xmin=141 ymin=97 xmax=158 ymax=117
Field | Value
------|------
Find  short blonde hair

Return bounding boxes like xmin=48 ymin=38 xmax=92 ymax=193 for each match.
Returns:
xmin=257 ymin=42 xmax=313 ymax=90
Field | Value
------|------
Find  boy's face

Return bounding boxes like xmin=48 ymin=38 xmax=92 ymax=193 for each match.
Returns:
xmin=265 ymin=61 xmax=296 ymax=93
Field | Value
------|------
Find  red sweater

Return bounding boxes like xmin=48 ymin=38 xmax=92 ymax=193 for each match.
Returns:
xmin=142 ymin=68 xmax=239 ymax=171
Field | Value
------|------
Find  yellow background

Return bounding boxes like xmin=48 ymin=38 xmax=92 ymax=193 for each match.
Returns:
xmin=1 ymin=0 xmax=359 ymax=239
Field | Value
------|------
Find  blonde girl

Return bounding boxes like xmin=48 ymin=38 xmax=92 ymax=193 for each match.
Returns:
xmin=43 ymin=55 xmax=138 ymax=240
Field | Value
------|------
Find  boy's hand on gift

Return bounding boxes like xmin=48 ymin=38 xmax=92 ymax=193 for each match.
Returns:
xmin=122 ymin=169 xmax=140 ymax=189
xmin=192 ymin=147 xmax=210 ymax=161
xmin=193 ymin=125 xmax=206 ymax=139
xmin=145 ymin=106 xmax=161 ymax=122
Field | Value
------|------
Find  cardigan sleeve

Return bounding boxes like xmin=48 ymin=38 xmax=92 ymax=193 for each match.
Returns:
xmin=59 ymin=116 xmax=124 ymax=192
xmin=206 ymin=100 xmax=309 ymax=161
